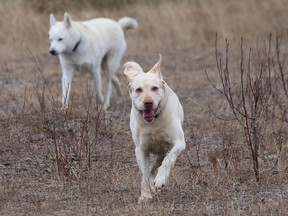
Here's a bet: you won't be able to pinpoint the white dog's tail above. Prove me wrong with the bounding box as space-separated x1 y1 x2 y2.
118 17 138 32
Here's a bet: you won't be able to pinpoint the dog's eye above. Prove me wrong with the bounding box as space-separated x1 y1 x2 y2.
58 38 63 41
151 86 159 91
135 88 143 93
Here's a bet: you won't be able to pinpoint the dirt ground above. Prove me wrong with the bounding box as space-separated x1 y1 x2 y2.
1 1 288 215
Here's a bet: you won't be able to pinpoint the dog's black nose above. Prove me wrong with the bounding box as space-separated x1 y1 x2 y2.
49 49 57 56
144 101 153 109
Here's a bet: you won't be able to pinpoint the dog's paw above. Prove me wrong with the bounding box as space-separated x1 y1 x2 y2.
102 102 110 111
61 105 68 112
150 184 156 194
153 172 167 189
138 194 153 204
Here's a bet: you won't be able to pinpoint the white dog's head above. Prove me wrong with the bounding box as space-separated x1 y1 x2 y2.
48 13 80 56
124 54 166 123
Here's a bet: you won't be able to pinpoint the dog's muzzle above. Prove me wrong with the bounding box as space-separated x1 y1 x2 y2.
139 102 160 123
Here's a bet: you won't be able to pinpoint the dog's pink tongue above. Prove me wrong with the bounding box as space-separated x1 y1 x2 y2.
142 110 155 122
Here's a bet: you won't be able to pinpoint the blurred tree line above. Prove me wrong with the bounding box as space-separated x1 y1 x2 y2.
27 0 170 12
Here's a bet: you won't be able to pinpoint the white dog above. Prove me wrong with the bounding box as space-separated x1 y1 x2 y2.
49 12 138 110
123 54 186 202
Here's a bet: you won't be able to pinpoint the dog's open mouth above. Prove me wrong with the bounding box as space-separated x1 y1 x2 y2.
139 108 158 122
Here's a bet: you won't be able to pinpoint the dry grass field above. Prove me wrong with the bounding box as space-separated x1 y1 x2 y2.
1 0 288 215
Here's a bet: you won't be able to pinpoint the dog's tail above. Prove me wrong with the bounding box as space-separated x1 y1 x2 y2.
118 17 138 32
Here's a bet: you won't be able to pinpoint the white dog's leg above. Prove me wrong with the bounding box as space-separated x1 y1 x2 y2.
102 74 122 109
135 147 153 202
154 139 186 189
111 40 125 98
112 75 123 97
92 65 104 107
61 66 75 109
102 53 123 109
103 79 112 110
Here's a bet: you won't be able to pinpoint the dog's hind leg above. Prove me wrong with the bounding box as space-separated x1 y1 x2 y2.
112 75 123 97
102 51 123 109
149 154 165 193
101 60 112 110
154 138 186 189
151 154 165 176
91 64 104 107
61 65 75 109
103 79 112 110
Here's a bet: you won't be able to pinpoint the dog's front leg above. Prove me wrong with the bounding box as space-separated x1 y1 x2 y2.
154 138 186 189
61 65 75 110
135 147 153 202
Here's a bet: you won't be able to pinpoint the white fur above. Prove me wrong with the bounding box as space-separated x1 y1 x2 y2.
49 12 138 110
123 55 186 202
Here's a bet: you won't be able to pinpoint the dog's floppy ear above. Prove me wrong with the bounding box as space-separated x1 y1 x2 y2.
50 14 56 27
149 54 163 80
63 12 72 28
123 61 144 82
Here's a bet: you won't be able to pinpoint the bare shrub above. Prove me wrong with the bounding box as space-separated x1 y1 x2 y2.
207 33 288 182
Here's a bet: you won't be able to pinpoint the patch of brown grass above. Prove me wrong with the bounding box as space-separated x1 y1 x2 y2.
1 0 288 215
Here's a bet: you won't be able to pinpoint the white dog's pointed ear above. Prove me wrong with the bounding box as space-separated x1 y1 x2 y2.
63 12 72 28
50 14 56 27
149 54 163 80
123 61 144 82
